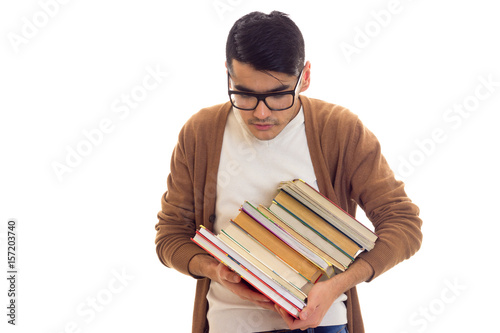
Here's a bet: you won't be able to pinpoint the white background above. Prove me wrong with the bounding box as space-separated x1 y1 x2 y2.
1 0 499 332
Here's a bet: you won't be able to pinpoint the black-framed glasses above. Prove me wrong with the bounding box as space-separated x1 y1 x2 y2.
227 69 304 111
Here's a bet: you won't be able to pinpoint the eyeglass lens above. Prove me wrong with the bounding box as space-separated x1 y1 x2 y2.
230 94 294 110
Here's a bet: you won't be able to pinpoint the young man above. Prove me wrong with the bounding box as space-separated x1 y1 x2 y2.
155 11 422 333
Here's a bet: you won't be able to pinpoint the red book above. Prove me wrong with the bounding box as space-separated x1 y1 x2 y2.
191 226 304 318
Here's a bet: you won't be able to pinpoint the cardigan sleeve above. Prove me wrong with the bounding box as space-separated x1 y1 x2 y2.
344 117 423 281
154 124 209 278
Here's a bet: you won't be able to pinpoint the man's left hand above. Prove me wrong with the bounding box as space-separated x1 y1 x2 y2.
275 276 342 330
276 259 374 330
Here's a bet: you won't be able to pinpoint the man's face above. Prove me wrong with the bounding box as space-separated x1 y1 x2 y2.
228 60 308 141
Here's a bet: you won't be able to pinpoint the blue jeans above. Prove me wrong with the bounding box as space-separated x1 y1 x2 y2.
255 324 348 333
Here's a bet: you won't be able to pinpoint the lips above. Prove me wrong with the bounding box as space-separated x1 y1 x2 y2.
249 119 277 131
254 123 274 131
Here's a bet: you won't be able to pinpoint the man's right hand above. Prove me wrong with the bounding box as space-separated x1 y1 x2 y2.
189 254 275 311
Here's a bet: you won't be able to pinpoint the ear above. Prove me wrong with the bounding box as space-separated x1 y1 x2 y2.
299 61 312 93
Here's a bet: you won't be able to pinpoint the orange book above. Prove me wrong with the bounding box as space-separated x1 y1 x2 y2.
279 179 377 251
258 204 348 272
232 210 323 283
274 190 361 258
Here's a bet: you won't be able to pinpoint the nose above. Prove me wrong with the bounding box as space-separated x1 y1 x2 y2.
253 100 272 120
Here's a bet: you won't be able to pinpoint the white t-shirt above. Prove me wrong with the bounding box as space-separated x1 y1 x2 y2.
206 107 347 333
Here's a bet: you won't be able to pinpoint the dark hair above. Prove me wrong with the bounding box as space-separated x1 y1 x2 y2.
226 11 305 76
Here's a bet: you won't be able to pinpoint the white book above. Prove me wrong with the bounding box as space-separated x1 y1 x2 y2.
193 227 305 314
221 221 312 296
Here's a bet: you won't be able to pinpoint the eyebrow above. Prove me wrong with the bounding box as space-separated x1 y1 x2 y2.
233 83 292 93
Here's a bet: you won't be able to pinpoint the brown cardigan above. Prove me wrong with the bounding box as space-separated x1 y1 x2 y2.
155 96 423 333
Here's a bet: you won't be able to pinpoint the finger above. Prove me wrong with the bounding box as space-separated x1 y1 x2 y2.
299 298 319 321
215 263 240 284
235 284 271 303
275 304 296 328
299 307 310 321
217 263 241 283
288 307 321 331
253 299 276 311
219 277 271 305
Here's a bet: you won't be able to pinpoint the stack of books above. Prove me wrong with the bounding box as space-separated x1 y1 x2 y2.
191 179 377 318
